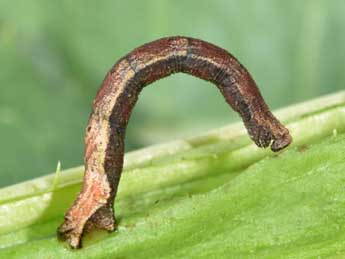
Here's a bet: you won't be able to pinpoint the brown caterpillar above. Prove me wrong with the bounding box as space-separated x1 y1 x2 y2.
57 36 292 248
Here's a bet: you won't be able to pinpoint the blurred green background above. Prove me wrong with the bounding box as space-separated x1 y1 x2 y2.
0 0 344 187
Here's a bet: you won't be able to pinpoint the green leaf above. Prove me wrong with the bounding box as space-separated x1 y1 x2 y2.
0 91 344 258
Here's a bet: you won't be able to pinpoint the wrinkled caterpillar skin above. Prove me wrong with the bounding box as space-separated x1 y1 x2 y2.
58 36 292 248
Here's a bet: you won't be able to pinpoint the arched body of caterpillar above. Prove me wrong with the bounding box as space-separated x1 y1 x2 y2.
58 36 292 248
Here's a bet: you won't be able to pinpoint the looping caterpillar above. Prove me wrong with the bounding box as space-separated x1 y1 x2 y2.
58 36 292 248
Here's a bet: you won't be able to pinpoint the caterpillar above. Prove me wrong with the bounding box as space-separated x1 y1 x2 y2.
58 36 292 248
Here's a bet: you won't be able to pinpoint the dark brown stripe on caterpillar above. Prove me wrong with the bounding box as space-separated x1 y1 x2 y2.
57 36 292 248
